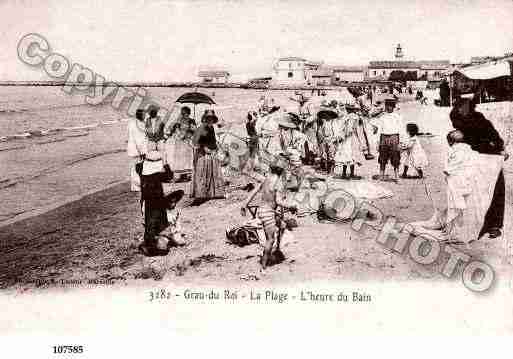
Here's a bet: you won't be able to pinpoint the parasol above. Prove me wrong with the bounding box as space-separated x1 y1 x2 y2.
176 92 216 105
175 92 216 120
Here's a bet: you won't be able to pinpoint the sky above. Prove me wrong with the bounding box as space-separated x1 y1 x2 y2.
1 0 512 82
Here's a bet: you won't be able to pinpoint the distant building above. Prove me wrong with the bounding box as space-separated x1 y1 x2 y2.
332 65 366 83
272 57 309 85
367 44 450 81
310 68 332 86
198 70 230 84
245 76 272 88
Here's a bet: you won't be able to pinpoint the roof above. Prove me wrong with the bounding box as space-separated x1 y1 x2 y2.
369 60 450 70
369 61 418 69
198 70 230 78
417 60 450 69
248 77 272 81
311 69 333 77
331 65 366 72
454 59 512 80
278 57 307 62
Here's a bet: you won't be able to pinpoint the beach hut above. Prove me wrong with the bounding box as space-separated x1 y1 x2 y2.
449 58 513 103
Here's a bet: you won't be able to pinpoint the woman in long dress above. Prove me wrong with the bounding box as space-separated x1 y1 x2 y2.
449 97 508 238
127 108 147 191
165 106 196 179
191 110 225 202
139 106 172 256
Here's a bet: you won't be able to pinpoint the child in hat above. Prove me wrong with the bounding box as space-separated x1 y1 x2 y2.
371 97 404 182
400 123 428 178
241 154 297 271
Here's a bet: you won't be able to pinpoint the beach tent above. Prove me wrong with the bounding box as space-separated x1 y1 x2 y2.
450 59 513 103
454 60 512 80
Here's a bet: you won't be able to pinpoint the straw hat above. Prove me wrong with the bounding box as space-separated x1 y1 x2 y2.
345 103 360 112
317 106 338 120
268 105 281 114
277 113 300 129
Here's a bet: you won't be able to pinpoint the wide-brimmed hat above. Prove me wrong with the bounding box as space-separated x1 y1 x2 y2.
277 113 300 129
268 105 281 114
345 104 360 112
317 106 338 120
201 109 218 123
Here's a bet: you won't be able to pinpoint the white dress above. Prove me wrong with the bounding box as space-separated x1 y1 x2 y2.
335 114 365 165
402 136 428 169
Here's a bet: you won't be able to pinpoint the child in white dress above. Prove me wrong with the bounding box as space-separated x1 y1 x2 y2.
334 108 365 179
401 123 428 178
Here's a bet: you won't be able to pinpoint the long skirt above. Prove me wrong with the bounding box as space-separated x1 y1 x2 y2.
165 138 194 173
191 152 226 200
480 169 505 235
141 173 168 247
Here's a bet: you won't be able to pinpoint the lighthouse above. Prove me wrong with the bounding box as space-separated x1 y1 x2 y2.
395 44 404 59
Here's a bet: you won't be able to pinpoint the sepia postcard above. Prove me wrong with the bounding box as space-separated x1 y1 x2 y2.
1 0 513 356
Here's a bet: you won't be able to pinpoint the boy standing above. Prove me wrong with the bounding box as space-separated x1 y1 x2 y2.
241 155 297 271
372 97 404 182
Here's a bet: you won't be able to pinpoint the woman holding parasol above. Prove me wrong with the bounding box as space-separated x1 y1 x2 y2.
191 109 226 203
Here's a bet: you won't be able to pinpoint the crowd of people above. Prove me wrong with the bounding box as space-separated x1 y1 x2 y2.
126 88 508 268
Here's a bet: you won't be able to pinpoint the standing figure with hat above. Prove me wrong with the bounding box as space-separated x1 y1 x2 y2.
334 105 365 179
127 108 147 191
241 154 298 271
316 106 340 174
164 105 197 181
138 105 174 256
275 113 306 191
191 109 226 203
370 97 405 182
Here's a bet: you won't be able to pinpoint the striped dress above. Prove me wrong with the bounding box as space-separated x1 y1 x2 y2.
191 124 225 200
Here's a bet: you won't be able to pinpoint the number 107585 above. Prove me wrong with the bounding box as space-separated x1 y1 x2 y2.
53 346 84 354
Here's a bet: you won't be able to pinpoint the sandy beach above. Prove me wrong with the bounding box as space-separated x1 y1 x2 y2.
1 97 512 292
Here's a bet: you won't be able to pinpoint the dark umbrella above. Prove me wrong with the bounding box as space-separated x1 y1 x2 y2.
176 92 216 120
176 92 216 105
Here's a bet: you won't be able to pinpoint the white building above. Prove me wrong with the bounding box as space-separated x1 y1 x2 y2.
311 69 332 86
366 44 450 81
332 66 366 83
272 57 318 86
